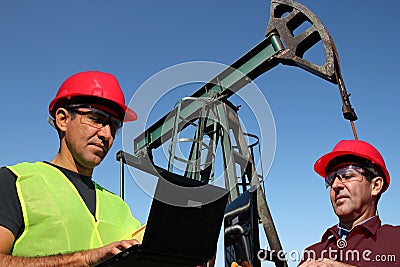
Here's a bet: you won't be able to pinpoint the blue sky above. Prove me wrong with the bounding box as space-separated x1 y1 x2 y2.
1 1 399 266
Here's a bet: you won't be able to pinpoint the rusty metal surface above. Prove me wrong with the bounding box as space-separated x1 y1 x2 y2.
266 0 337 83
266 0 358 127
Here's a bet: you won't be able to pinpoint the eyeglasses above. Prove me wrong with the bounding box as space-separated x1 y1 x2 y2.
325 165 368 188
66 105 122 136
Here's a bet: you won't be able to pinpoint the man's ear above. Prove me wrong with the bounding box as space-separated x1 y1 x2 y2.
371 176 384 196
54 108 69 132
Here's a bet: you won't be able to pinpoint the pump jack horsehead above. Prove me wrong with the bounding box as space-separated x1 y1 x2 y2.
116 0 358 266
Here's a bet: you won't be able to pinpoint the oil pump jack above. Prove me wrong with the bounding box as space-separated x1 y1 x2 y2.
116 0 358 266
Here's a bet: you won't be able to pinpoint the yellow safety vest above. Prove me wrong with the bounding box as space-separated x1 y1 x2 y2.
8 162 141 257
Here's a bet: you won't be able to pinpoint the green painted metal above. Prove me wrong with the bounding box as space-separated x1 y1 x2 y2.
134 33 284 154
217 103 240 201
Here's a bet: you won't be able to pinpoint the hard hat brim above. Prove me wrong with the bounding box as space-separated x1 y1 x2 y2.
124 105 138 122
49 94 138 122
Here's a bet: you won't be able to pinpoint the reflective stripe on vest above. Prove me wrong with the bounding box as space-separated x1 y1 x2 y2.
8 162 141 257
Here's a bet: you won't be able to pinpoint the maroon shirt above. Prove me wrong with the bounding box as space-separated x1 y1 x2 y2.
300 217 400 266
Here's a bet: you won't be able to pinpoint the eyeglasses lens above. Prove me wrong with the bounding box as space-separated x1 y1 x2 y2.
325 165 365 188
68 106 122 135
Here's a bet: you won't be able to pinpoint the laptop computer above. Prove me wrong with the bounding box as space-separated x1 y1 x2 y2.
96 175 229 267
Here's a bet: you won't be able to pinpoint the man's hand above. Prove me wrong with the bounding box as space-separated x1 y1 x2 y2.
0 230 140 267
81 239 140 266
299 258 355 267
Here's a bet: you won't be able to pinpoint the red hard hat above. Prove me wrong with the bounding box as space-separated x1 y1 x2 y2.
49 71 137 122
314 140 390 188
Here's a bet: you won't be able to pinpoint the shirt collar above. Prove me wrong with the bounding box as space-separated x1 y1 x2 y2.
338 226 350 239
321 216 381 242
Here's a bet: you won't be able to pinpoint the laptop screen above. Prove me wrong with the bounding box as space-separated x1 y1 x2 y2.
140 176 229 262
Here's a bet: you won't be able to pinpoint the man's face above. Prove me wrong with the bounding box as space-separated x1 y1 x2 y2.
63 106 120 170
328 164 375 223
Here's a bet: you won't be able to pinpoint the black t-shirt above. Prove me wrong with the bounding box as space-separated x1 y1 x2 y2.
0 162 96 238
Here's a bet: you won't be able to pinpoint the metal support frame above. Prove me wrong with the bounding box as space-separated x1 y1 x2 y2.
117 0 359 266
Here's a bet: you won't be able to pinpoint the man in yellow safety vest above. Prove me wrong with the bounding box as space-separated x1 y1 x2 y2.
0 71 143 266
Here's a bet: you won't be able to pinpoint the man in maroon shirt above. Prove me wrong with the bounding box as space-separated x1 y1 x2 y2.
299 140 400 267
